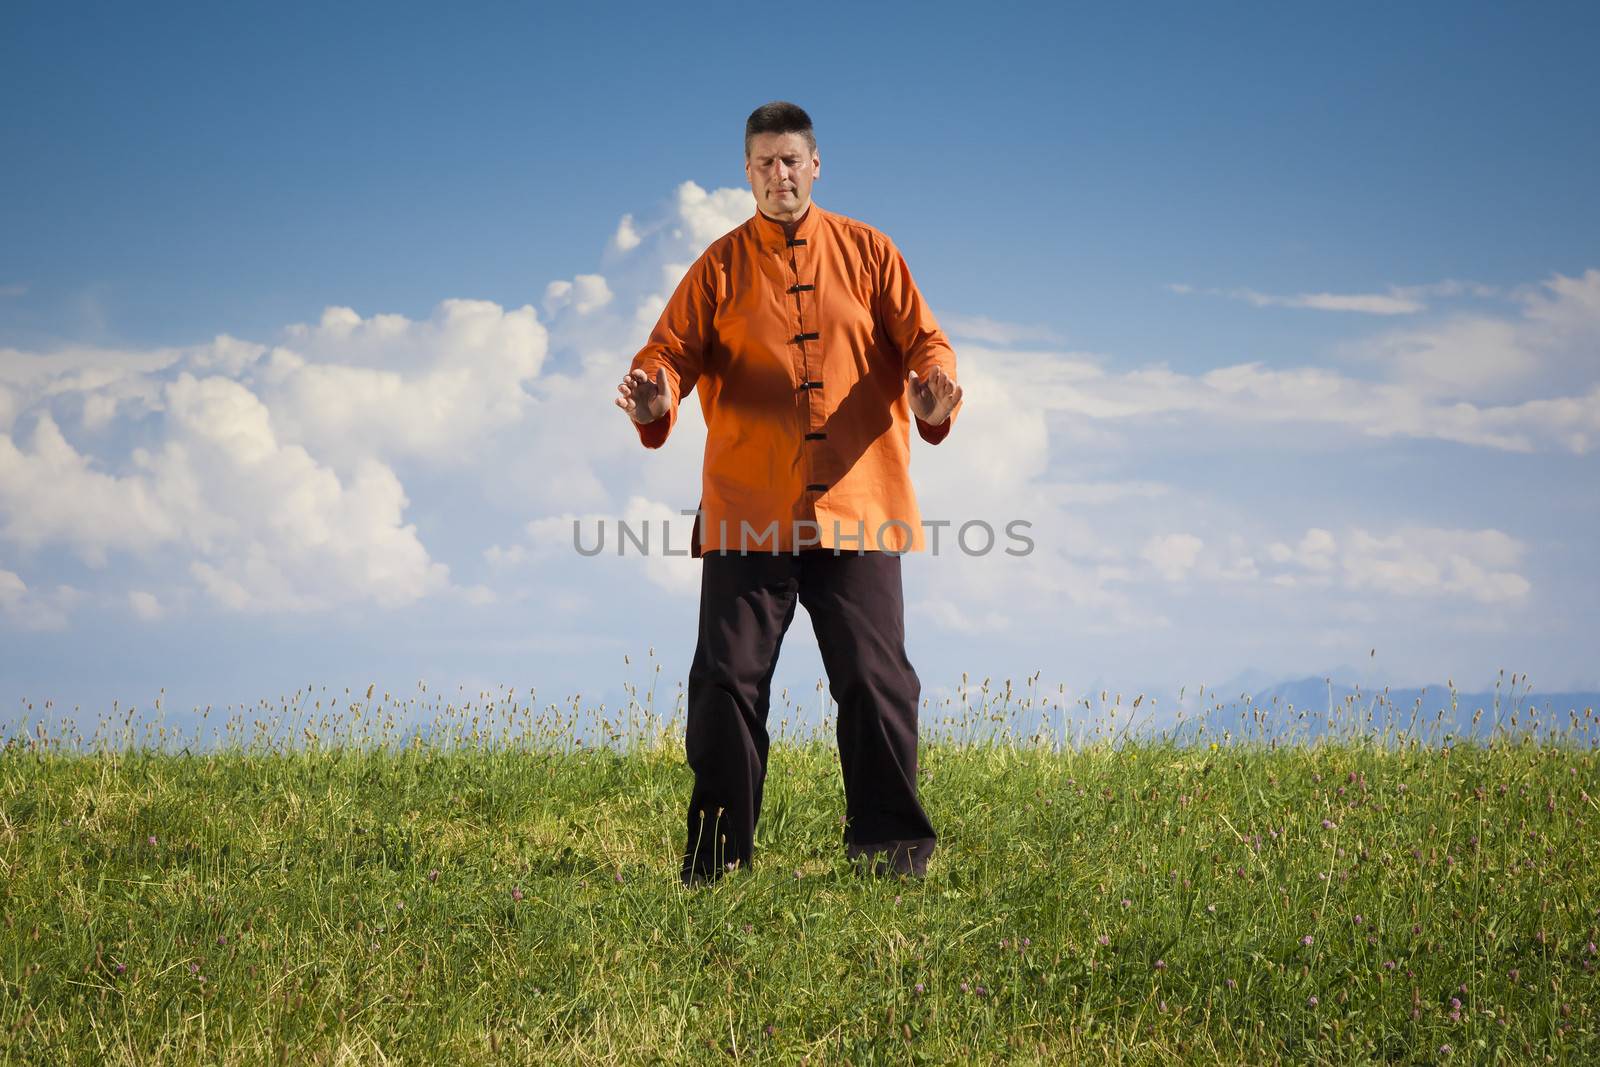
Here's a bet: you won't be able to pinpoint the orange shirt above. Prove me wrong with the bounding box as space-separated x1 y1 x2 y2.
628 201 961 556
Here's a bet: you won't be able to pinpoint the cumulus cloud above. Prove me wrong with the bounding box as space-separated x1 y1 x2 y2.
259 299 547 468
0 412 181 565
1348 315 1534 396
941 314 1063 346
1100 522 1527 604
517 497 697 590
672 181 757 246
0 287 570 618
960 331 1600 456
611 214 642 253
0 372 450 612
0 567 85 631
128 589 163 621
1267 528 1338 573
1169 278 1500 315
544 274 614 317
162 373 449 612
1141 533 1204 582
1169 282 1423 315
917 597 1011 633
1339 527 1530 603
1334 268 1600 403
1266 525 1530 603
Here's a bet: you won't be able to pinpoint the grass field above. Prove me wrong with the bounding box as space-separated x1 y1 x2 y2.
2 672 1596 1064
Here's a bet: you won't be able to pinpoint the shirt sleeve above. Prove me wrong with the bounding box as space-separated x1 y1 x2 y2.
874 234 962 445
627 254 712 449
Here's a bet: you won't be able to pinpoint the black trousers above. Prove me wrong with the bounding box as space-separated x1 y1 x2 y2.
681 548 937 884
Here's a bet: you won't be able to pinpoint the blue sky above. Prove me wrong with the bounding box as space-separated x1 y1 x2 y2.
3 2 1597 734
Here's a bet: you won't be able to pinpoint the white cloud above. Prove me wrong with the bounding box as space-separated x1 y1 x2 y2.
484 542 526 568
941 314 1063 346
918 597 1011 633
1100 523 1529 605
1351 316 1534 396
455 584 496 607
914 348 1050 510
164 371 451 612
1036 481 1172 505
1171 283 1424 315
1141 533 1204 582
1170 278 1501 315
1390 279 1503 301
1340 527 1530 603
612 213 642 252
1266 526 1530 603
0 340 188 429
128 589 163 620
1267 528 1337 572
0 567 85 631
0 412 181 565
672 181 755 246
1277 291 1424 315
544 274 614 317
516 496 697 596
1336 268 1600 403
258 299 548 469
526 509 618 560
1519 267 1600 338
0 373 451 612
961 336 1600 455
621 495 699 596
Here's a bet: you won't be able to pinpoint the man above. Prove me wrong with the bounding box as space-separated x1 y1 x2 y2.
614 101 963 886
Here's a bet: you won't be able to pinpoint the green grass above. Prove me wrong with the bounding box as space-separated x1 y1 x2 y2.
1 677 1597 1065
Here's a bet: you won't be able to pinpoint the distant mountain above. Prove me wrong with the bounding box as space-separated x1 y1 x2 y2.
1174 672 1599 746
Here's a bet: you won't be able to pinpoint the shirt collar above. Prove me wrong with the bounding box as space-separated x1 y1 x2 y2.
751 201 823 252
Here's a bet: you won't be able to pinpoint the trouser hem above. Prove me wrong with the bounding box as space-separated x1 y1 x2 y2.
846 837 935 878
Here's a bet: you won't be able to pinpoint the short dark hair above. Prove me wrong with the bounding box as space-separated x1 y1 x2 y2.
744 101 816 158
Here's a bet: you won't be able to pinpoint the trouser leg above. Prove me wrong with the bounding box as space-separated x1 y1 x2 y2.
798 548 937 877
682 550 798 884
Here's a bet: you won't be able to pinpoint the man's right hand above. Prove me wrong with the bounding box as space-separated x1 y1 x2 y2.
615 366 672 424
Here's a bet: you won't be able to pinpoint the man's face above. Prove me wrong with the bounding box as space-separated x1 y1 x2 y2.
745 130 820 222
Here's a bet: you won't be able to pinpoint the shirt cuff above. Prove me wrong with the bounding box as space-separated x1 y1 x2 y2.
915 411 953 445
635 409 672 449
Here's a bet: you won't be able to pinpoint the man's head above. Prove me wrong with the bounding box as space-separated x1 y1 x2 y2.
744 101 819 224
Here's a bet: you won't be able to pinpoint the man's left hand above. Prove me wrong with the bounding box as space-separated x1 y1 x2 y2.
907 366 962 425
